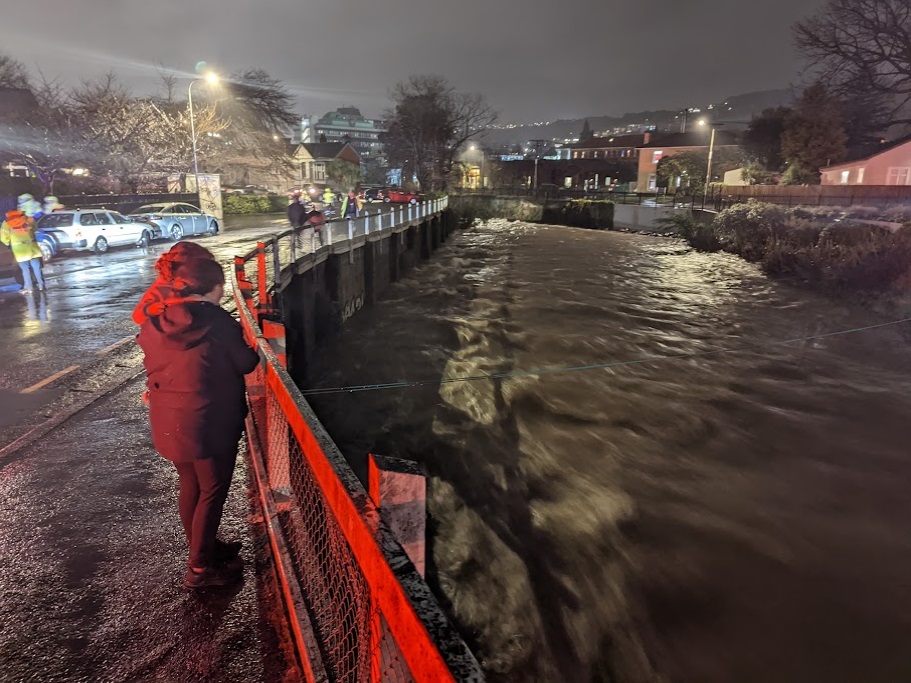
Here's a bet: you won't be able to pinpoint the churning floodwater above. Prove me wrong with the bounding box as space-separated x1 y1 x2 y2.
305 219 911 683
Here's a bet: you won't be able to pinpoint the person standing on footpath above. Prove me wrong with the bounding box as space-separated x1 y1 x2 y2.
341 190 361 219
137 258 259 589
288 193 306 229
0 209 44 293
304 202 326 246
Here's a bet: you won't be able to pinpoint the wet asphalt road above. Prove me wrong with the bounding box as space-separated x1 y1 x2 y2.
0 213 308 682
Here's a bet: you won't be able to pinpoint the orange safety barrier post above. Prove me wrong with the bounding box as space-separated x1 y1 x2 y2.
368 454 426 578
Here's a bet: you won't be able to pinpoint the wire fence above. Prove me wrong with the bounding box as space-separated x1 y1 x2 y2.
234 198 481 683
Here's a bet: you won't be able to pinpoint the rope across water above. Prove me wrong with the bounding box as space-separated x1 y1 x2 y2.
298 317 911 397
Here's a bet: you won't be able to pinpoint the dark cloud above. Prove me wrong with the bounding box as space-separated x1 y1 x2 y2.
3 0 825 121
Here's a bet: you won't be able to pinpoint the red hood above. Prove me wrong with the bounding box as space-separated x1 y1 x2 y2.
5 211 25 229
144 298 218 351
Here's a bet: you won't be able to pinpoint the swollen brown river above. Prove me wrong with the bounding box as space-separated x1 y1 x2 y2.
306 220 911 683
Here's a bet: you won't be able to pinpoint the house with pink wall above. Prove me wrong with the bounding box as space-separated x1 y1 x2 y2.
821 136 911 186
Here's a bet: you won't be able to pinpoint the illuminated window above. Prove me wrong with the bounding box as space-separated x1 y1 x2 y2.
840 170 850 184
886 167 911 185
857 167 865 183
652 150 663 165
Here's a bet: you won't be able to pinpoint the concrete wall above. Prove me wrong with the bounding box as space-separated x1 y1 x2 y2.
280 210 456 384
448 195 544 222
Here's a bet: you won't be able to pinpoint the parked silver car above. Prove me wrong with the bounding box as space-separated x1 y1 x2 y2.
129 202 219 241
37 209 155 254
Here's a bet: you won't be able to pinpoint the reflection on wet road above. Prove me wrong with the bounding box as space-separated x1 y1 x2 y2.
0 216 288 396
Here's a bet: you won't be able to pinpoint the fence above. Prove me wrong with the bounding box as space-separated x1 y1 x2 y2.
717 184 911 209
232 198 483 683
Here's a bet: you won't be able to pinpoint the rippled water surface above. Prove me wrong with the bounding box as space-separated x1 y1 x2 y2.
305 220 911 683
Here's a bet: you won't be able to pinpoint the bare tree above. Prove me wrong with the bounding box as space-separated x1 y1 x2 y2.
0 53 30 89
384 75 497 191
794 0 911 125
155 65 179 105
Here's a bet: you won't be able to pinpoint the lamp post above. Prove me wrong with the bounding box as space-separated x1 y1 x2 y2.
188 71 219 196
699 119 723 209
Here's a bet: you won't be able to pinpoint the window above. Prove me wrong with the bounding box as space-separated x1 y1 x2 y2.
840 170 850 184
94 212 112 225
80 213 99 226
314 163 326 181
111 212 129 224
38 213 74 228
887 167 911 185
857 167 865 184
651 150 664 165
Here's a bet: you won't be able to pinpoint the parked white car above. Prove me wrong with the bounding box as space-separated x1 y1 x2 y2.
129 202 219 241
37 209 155 254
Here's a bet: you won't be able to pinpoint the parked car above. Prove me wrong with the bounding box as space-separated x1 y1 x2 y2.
35 230 58 263
0 242 23 290
384 189 421 204
129 202 219 241
36 209 155 254
360 187 388 203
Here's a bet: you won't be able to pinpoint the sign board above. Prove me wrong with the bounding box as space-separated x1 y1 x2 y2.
170 173 223 220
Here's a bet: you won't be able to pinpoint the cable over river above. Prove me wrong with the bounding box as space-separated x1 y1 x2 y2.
305 219 911 683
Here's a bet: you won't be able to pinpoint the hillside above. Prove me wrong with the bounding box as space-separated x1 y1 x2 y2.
484 88 794 147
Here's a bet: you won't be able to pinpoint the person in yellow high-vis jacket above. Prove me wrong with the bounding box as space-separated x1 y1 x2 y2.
0 210 44 292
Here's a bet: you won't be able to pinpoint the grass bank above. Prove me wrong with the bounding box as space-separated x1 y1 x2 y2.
662 200 911 299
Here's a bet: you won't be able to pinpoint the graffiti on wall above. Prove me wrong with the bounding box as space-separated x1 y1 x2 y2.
341 293 365 322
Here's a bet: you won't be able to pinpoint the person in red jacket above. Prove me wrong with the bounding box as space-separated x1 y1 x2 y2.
132 241 215 325
137 258 260 589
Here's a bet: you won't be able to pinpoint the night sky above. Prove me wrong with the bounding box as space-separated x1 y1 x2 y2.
4 0 825 122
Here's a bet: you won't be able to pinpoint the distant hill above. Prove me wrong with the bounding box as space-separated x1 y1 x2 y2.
484 88 794 147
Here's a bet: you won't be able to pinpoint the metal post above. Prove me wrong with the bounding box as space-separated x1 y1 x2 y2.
327 222 332 245
348 219 354 242
408 204 413 222
272 236 281 287
702 126 717 210
365 211 370 235
187 80 201 201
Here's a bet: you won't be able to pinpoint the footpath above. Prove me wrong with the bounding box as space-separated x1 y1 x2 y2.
0 354 299 682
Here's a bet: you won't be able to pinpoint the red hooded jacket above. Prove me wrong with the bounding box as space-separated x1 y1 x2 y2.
137 298 259 462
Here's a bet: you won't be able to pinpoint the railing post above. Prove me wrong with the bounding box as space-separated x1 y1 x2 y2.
272 235 281 288
408 204 413 222
348 219 354 242
256 241 268 306
327 222 333 245
365 211 370 235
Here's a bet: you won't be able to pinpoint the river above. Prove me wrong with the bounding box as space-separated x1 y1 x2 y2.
305 219 911 683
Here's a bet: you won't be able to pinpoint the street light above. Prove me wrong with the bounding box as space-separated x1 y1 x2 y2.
188 71 219 197
700 120 723 209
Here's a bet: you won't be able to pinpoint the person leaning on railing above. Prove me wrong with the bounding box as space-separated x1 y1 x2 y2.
137 258 260 590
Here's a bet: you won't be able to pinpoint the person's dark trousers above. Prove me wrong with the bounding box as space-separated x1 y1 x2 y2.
174 456 237 568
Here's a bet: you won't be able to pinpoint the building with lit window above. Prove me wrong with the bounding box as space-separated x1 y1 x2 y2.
636 131 739 191
313 107 386 162
820 136 911 186
570 134 645 162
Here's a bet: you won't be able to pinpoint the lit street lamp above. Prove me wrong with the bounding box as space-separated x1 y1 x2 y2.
188 71 219 197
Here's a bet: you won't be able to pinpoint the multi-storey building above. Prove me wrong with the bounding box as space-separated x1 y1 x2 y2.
313 107 386 162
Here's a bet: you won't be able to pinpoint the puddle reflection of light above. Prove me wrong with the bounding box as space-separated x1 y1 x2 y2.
20 293 51 336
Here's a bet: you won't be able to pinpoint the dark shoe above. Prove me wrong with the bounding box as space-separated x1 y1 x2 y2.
213 539 242 562
183 563 242 590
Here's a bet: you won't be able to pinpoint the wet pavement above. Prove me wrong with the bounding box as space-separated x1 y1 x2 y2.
0 213 311 682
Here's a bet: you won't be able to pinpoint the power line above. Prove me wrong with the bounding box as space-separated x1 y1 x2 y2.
298 317 911 397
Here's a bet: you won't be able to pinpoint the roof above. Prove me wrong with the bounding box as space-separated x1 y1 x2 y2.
820 134 911 171
297 142 358 159
639 130 739 148
570 134 646 150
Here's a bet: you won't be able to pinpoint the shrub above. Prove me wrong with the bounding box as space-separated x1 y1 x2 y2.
559 199 614 229
222 193 288 215
657 212 720 251
713 200 788 259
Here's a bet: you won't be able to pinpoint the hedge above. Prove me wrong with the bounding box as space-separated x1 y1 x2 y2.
222 193 288 215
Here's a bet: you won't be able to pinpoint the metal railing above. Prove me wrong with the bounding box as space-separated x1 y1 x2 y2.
241 198 449 309
232 198 483 683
